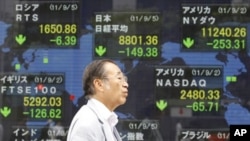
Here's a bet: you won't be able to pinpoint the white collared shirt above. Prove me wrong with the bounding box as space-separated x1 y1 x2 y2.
90 98 118 131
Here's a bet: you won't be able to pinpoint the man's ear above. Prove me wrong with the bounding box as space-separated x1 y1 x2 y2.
93 79 104 91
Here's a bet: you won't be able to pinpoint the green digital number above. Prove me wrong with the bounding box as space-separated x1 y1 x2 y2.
125 47 158 58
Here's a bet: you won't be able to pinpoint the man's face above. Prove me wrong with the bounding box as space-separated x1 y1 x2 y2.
102 62 129 110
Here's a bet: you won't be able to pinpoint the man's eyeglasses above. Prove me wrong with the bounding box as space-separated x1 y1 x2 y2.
102 74 128 82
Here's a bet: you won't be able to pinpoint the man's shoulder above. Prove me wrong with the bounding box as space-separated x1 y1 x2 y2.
76 105 95 117
71 105 100 125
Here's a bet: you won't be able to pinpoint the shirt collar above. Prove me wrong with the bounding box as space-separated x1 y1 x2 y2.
90 98 118 127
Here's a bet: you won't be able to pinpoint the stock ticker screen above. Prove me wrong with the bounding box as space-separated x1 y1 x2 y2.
0 0 250 141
